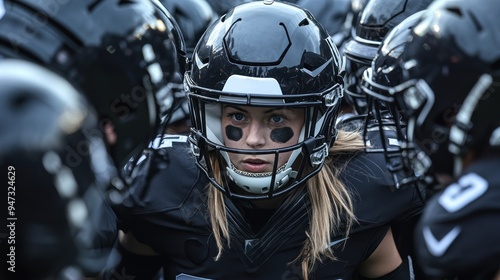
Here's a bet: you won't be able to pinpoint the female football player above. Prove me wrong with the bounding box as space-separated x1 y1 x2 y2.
111 1 422 279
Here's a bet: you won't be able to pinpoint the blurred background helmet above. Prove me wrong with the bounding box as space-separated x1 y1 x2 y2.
296 0 353 47
392 0 500 177
343 0 435 114
359 11 426 187
0 59 116 279
0 0 182 170
158 0 217 58
204 0 253 15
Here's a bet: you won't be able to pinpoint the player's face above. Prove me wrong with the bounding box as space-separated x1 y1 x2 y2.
221 105 305 173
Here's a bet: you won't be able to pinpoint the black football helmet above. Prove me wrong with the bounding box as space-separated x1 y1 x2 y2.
205 0 253 15
0 59 116 279
151 0 192 130
392 0 500 178
158 0 217 58
359 11 426 187
0 0 180 170
296 0 353 47
349 0 370 39
154 0 217 130
343 0 435 114
185 0 345 200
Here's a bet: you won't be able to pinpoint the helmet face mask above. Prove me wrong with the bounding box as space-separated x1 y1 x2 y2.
351 10 433 188
187 74 341 199
185 1 344 200
344 58 369 114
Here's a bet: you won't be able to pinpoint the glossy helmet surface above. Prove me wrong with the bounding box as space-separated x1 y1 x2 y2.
185 1 344 200
359 11 425 187
0 0 180 170
159 0 217 57
343 0 434 114
296 0 353 46
152 0 192 128
348 0 370 41
0 59 115 278
394 0 500 177
204 0 253 15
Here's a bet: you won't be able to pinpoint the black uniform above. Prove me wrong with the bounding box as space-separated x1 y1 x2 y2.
414 157 500 279
113 132 423 280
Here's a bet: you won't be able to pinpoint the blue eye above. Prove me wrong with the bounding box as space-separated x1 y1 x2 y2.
231 113 245 121
271 115 284 123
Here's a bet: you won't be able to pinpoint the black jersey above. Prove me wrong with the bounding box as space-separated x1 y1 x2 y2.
414 157 500 279
114 133 423 280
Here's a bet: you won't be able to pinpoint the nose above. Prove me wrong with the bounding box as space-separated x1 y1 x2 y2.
245 121 266 148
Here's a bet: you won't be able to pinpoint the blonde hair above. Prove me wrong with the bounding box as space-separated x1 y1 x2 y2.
208 129 364 279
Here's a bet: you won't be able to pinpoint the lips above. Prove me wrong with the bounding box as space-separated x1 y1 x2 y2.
240 159 269 173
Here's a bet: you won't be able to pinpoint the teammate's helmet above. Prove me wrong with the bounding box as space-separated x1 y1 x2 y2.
359 11 425 186
158 0 217 58
0 59 115 279
0 0 180 169
204 0 253 15
349 0 370 38
296 0 353 46
185 1 345 200
393 0 500 176
343 0 434 114
151 0 191 128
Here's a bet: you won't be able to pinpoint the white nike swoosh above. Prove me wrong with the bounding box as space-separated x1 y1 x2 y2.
422 226 461 257
301 58 332 77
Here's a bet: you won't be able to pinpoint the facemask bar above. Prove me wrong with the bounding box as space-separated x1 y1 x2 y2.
189 129 329 200
449 74 493 176
360 67 419 189
344 54 371 114
390 78 437 185
186 73 340 199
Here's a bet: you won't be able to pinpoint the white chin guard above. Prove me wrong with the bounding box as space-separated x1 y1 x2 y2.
226 164 296 194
